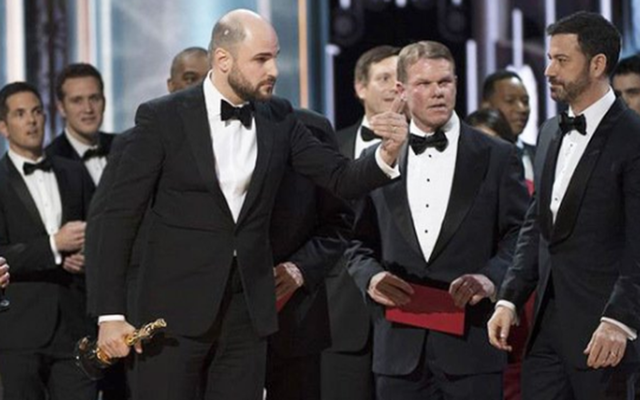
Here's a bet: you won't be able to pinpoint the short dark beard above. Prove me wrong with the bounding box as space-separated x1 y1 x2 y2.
228 65 275 102
550 63 591 104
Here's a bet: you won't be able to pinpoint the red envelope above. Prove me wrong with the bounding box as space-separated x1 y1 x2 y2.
276 291 294 312
385 283 465 336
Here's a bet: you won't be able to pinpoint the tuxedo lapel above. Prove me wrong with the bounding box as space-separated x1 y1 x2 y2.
59 134 81 160
179 87 234 223
1 156 46 230
551 100 623 243
538 123 563 241
429 127 489 262
51 160 72 224
338 122 359 159
382 143 424 259
236 102 274 227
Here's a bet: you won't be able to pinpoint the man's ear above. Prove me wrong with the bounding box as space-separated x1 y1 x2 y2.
355 81 367 102
55 100 67 119
0 121 9 139
590 54 607 79
214 48 232 74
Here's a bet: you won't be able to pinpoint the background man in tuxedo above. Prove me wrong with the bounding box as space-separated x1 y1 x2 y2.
91 9 406 400
322 45 400 400
46 63 115 188
167 46 210 93
265 109 353 400
488 11 640 400
348 41 528 399
338 45 400 160
612 55 640 116
0 82 95 400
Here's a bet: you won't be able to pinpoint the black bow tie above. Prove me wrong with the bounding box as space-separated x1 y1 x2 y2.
221 100 253 128
23 158 52 175
82 146 107 161
559 112 587 135
360 126 382 142
409 130 448 155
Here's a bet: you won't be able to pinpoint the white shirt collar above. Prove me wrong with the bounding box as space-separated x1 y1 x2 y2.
65 129 98 157
8 150 46 175
203 71 249 120
568 88 616 137
409 111 460 139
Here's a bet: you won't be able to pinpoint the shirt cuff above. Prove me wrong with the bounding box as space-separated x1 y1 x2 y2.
601 317 637 341
49 234 62 265
98 315 126 324
374 146 400 179
495 300 519 325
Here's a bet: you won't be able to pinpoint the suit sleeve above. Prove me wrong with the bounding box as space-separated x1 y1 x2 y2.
479 146 530 289
286 120 354 292
602 144 640 330
288 119 391 200
345 192 385 302
90 103 166 316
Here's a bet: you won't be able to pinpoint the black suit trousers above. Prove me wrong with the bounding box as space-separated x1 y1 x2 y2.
0 316 96 400
129 266 266 400
523 299 638 400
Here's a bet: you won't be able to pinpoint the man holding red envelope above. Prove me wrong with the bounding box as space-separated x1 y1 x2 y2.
347 41 529 399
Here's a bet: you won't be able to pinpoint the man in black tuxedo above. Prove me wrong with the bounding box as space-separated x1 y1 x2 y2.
91 9 406 400
265 108 353 400
337 45 400 160
45 62 125 400
46 63 115 188
348 41 529 399
0 82 95 400
167 47 210 93
322 45 400 400
488 12 640 400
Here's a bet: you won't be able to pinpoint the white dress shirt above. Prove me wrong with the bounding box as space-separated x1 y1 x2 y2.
407 113 460 262
498 89 636 339
203 74 257 223
65 130 107 185
8 150 62 264
354 117 382 159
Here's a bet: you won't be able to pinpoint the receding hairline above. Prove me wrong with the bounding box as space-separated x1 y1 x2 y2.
170 47 209 77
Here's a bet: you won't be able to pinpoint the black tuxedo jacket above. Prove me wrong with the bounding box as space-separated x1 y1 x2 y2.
322 120 373 353
349 124 529 376
337 121 360 160
0 154 93 350
91 85 391 338
499 98 640 368
46 131 116 187
268 109 353 358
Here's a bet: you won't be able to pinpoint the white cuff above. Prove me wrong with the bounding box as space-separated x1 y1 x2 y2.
495 300 520 325
98 315 126 324
374 146 400 179
49 234 62 265
601 317 637 341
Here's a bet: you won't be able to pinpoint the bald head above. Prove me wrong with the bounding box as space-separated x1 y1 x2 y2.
167 47 210 93
209 9 274 58
209 9 279 104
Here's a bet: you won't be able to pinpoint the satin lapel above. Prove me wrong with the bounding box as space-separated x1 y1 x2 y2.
382 142 424 259
551 100 623 243
538 124 563 241
178 88 234 222
51 160 71 224
429 127 489 262
1 156 46 230
236 102 274 227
